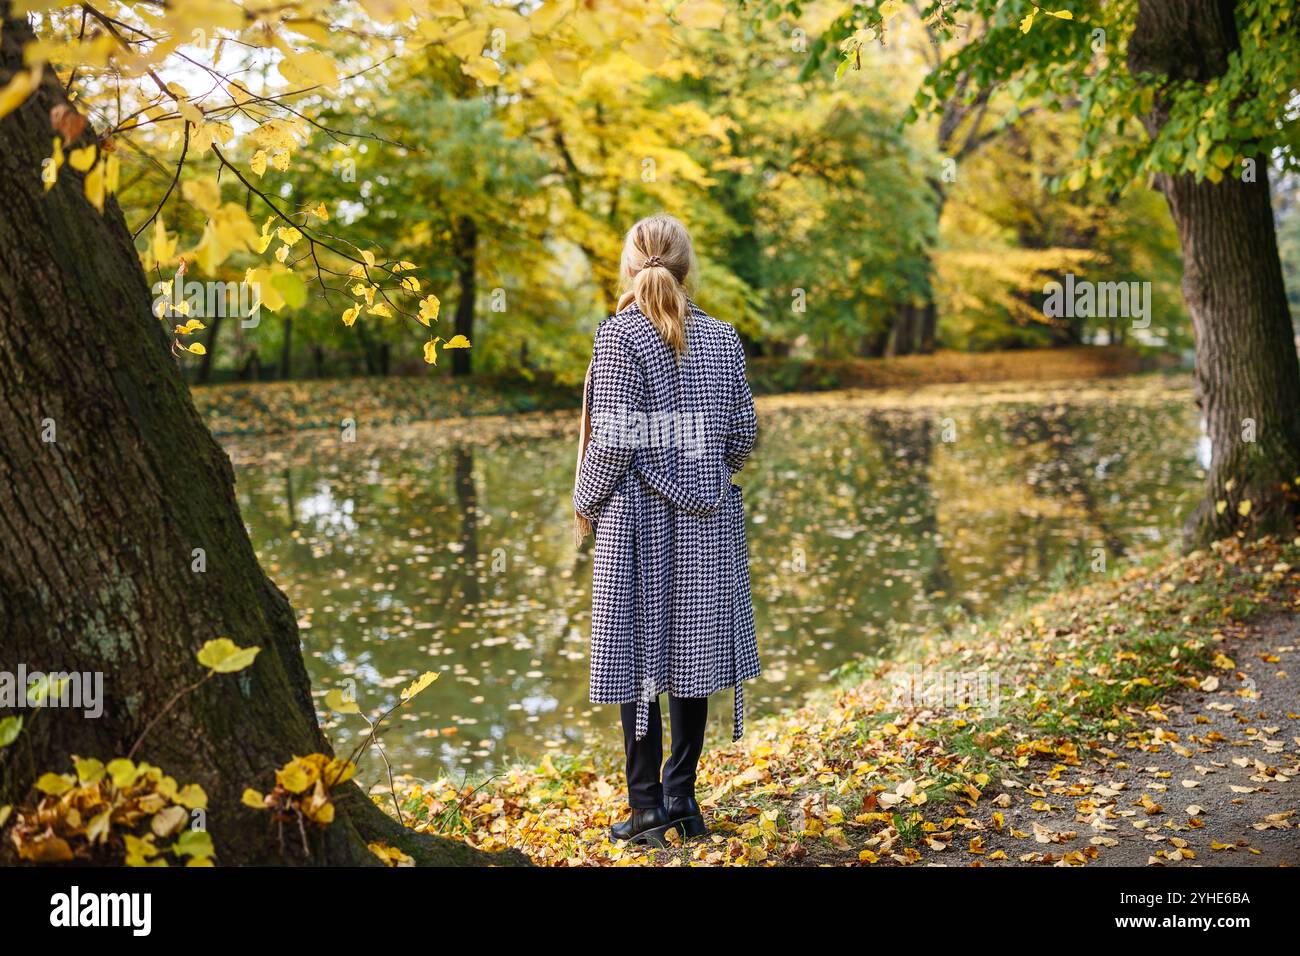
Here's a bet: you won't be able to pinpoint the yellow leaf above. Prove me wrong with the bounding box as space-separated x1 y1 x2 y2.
35 772 74 796
277 49 340 89
196 637 261 673
0 65 41 120
174 784 208 810
83 160 105 212
276 758 316 794
341 304 360 327
461 56 501 86
43 136 64 192
86 809 111 846
153 214 177 267
176 99 203 126
423 339 439 365
250 149 267 177
445 23 489 59
323 758 356 787
675 0 726 30
106 758 138 788
1048 9 1074 19
241 788 267 809
442 334 471 348
324 688 360 714
401 671 439 701
367 302 394 318
417 294 440 326
1019 10 1036 33
186 342 207 355
181 175 222 215
1237 499 1252 516
74 757 105 785
70 146 99 174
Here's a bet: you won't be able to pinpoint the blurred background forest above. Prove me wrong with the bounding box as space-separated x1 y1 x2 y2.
105 6 1300 394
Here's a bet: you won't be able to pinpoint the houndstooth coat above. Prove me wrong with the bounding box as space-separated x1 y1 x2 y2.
574 299 760 742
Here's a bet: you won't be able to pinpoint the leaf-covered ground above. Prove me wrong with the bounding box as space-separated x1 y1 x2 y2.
391 536 1298 866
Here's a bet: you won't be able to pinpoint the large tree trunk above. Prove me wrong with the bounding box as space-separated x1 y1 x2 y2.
1130 0 1300 547
452 214 476 378
0 11 521 866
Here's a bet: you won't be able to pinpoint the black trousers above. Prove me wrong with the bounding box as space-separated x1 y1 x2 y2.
620 695 708 808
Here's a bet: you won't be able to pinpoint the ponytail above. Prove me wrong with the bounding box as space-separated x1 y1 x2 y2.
633 263 688 355
618 214 696 358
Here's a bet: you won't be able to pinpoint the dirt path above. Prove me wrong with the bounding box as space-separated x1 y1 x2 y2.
976 614 1299 866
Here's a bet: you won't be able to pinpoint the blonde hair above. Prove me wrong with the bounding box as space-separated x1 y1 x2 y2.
618 214 696 356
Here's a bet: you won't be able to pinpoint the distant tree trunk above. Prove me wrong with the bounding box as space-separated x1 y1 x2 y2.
1130 0 1300 547
885 303 924 358
452 214 476 378
312 344 325 378
0 11 521 866
239 347 261 381
280 316 293 380
354 322 378 375
196 312 223 384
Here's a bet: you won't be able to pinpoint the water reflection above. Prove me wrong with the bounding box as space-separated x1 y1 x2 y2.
232 382 1202 780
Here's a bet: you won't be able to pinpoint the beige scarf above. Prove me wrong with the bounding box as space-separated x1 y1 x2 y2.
574 292 637 548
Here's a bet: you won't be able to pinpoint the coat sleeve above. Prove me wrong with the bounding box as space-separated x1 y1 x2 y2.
724 330 757 474
573 322 643 521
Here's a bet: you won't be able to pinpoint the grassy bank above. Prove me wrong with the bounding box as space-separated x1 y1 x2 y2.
389 535 1298 866
194 345 1169 438
748 345 1173 394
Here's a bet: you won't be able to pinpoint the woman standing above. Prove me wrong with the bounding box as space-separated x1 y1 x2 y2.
573 213 759 846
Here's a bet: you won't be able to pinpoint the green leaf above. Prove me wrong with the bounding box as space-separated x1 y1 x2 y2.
271 271 308 310
174 828 215 860
0 715 23 748
74 756 105 785
106 758 139 788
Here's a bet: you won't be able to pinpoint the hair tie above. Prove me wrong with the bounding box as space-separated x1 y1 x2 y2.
643 255 663 269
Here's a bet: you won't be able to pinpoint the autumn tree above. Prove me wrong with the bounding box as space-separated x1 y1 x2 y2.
821 0 1300 545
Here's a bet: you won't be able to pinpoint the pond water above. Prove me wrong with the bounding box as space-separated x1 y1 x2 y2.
229 376 1203 783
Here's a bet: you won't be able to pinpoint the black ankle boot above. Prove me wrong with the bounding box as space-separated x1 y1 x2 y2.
664 795 709 839
610 805 672 846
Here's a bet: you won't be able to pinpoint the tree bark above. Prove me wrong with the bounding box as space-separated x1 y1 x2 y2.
0 11 523 866
452 214 476 378
1130 0 1300 547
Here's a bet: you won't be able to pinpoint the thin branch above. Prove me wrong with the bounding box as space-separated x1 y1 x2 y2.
132 119 188 238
